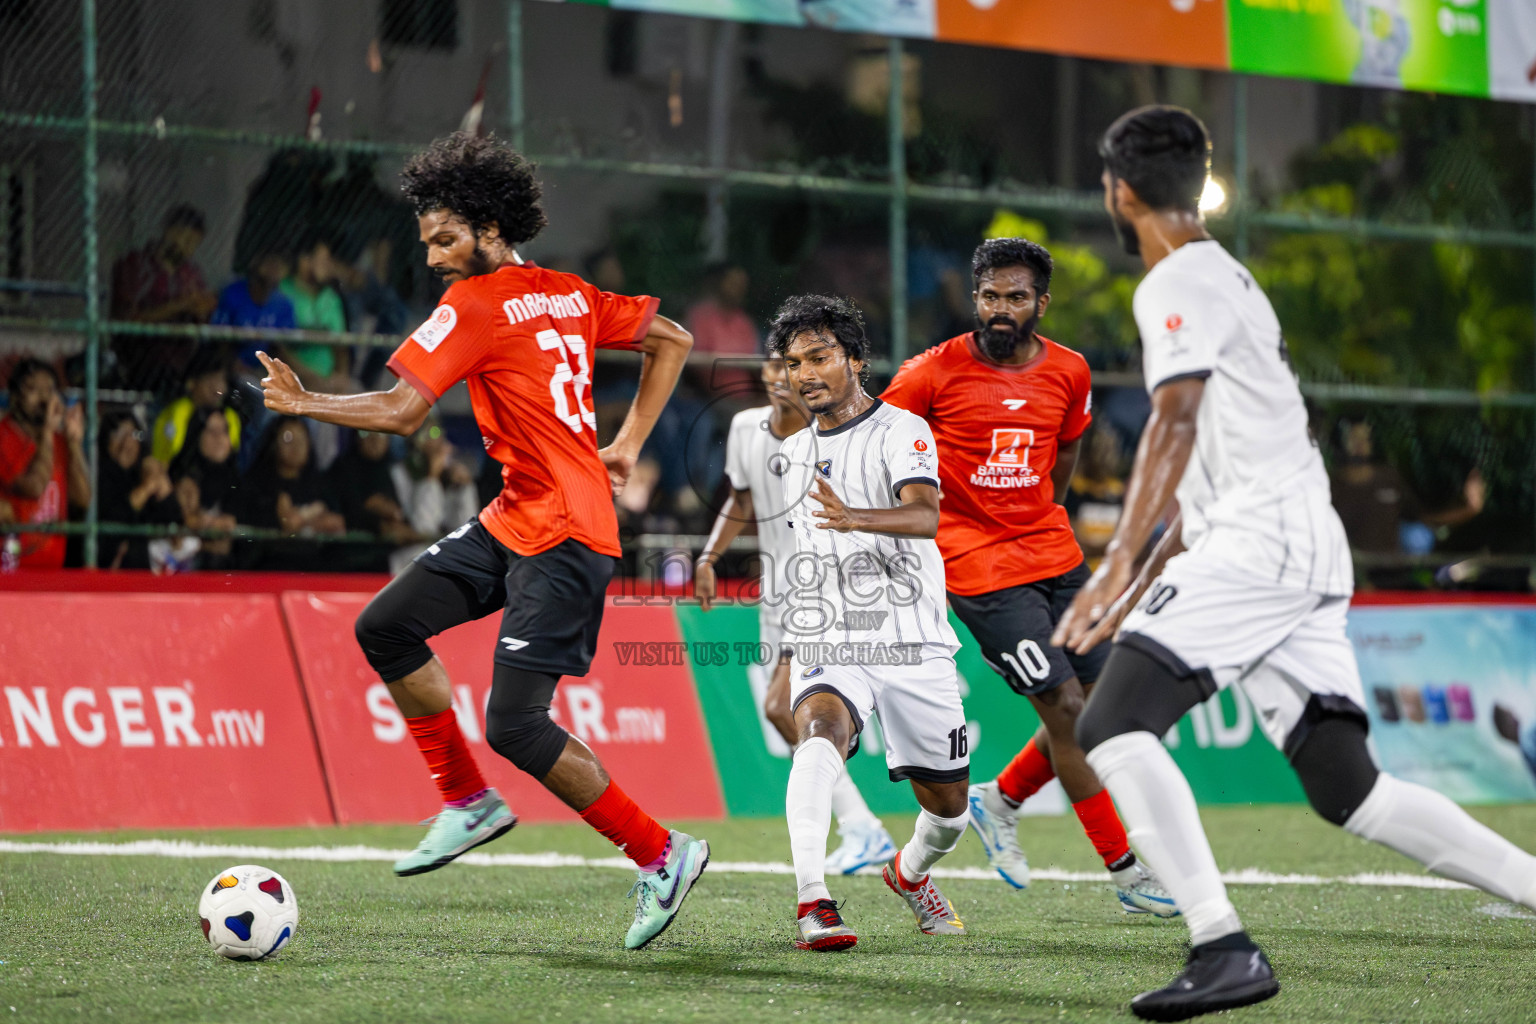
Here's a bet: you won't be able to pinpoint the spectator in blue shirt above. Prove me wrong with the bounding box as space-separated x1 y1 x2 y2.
214 249 297 346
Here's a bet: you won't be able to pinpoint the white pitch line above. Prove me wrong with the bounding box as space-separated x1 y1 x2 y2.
0 839 1473 891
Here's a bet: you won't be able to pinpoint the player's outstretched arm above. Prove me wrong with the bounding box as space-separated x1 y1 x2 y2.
599 315 693 496
1053 378 1203 650
810 478 939 539
257 351 431 436
695 487 754 612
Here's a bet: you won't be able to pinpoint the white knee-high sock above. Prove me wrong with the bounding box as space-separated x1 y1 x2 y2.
1087 731 1243 946
1345 773 1536 907
898 809 968 883
787 736 844 903
830 767 880 830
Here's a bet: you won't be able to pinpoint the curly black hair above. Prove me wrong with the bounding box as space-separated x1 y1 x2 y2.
765 294 871 385
400 132 547 245
1099 105 1211 213
971 237 1053 294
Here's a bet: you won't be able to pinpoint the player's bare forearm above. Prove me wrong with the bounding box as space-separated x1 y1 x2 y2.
1052 436 1081 505
821 482 939 539
1101 379 1202 575
701 488 753 563
66 439 91 508
258 352 430 436
610 316 693 458
11 436 56 500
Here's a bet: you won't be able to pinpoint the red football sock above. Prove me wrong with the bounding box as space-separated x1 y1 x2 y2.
996 738 1056 806
406 708 488 804
580 780 670 868
1073 788 1132 868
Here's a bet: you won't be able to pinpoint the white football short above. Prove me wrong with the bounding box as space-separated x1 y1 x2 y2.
1117 550 1365 753
789 652 969 783
758 605 792 661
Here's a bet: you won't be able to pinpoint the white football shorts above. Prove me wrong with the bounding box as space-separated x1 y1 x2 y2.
1117 550 1365 753
789 652 969 783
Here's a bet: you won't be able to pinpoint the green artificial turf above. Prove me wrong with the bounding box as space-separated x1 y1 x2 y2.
3 805 1534 1023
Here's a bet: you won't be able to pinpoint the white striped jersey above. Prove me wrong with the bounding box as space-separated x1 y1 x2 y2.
723 406 798 605
1134 239 1352 596
778 399 960 655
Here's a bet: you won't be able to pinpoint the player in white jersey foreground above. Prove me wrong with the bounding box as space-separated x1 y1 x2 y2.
1054 105 1536 1022
695 358 897 873
769 295 970 951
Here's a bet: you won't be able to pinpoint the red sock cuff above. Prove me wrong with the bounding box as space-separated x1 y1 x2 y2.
406 707 487 804
996 738 1056 805
1072 789 1131 867
580 780 670 868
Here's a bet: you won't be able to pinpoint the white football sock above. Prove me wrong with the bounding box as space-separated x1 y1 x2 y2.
787 736 843 903
1087 731 1243 946
829 767 880 831
1345 773 1536 907
898 809 969 883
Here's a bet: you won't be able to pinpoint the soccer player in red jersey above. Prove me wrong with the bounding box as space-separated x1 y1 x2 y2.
257 133 708 949
881 238 1175 916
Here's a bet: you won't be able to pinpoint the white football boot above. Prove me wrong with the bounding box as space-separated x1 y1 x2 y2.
967 781 1030 889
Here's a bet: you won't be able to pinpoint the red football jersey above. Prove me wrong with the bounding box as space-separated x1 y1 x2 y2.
881 333 1092 596
388 262 659 558
0 416 69 569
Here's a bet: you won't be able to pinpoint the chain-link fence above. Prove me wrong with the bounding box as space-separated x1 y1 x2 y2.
1 0 1533 586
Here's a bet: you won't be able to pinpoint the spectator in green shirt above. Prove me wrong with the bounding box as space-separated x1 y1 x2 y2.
278 234 350 384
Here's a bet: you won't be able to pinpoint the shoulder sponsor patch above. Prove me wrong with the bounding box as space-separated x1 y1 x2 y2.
411 304 457 353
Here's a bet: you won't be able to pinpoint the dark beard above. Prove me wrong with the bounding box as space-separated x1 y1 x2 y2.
1109 184 1141 257
435 245 499 281
976 313 1040 361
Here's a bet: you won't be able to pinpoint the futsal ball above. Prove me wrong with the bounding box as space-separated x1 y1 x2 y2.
197 865 299 961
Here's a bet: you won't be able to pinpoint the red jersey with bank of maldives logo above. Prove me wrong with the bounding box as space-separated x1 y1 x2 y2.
881 333 1092 596
387 262 659 558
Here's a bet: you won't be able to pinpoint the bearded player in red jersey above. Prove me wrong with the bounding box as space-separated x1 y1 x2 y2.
881 238 1175 916
258 133 708 949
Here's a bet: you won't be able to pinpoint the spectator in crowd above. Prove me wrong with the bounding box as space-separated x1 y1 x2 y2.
396 426 478 539
330 429 415 545
0 359 91 570
338 235 412 388
278 235 351 385
150 347 242 466
686 263 759 358
214 248 297 331
239 415 345 538
97 410 182 569
170 407 244 567
110 204 219 389
111 204 217 325
1330 419 1486 555
1064 424 1127 567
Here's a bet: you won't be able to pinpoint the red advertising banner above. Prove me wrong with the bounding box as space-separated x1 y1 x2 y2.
281 592 726 825
0 593 334 832
936 0 1229 71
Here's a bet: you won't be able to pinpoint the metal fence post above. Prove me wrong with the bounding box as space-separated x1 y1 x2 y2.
82 0 100 569
508 0 525 153
888 37 908 366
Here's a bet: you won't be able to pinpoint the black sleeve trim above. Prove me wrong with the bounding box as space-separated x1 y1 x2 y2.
1151 369 1213 390
892 476 940 500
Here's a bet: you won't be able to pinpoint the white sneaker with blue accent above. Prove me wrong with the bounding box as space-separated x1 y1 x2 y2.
825 819 898 875
967 781 1029 889
1114 861 1180 918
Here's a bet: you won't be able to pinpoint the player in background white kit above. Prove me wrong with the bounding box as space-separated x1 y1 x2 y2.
694 357 897 872
768 295 970 952
1054 106 1536 1022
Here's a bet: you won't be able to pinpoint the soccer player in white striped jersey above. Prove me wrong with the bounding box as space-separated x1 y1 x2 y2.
769 294 970 952
695 358 897 873
1054 105 1536 1022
